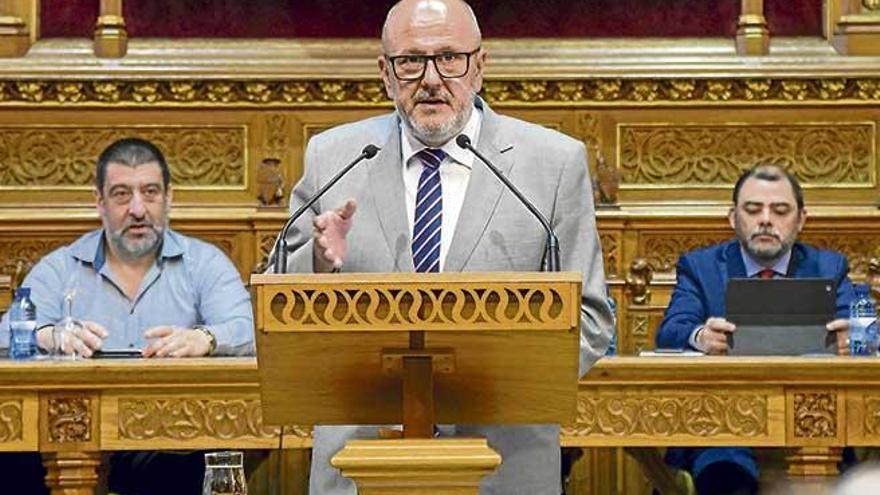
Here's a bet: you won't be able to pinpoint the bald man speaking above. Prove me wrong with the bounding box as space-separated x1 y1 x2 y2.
276 1 613 493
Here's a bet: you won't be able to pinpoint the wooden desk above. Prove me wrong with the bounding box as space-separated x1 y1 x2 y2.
3 356 880 493
567 356 880 478
0 357 306 494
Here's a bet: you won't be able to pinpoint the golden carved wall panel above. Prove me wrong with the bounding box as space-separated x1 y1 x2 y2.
799 233 880 281
0 399 22 442
565 391 770 438
0 126 246 188
639 233 731 275
618 123 875 187
0 238 74 278
792 392 839 439
117 398 277 440
47 397 92 444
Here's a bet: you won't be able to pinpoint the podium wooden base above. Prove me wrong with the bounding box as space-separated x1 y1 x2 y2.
331 438 501 495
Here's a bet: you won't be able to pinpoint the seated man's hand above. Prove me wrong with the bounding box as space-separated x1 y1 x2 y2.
697 317 736 355
143 326 212 358
827 318 849 356
312 199 357 273
37 320 108 358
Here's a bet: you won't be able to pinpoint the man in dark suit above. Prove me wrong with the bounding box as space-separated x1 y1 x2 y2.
655 164 855 494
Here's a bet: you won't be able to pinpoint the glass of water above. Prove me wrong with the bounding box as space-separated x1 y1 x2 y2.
52 288 82 360
203 451 247 495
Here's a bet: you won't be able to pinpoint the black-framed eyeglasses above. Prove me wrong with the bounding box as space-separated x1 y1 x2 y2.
385 47 481 81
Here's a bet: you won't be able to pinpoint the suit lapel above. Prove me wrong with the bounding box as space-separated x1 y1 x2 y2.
367 120 415 271
444 101 512 272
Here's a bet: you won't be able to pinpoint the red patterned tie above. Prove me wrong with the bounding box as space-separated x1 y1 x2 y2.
757 268 775 279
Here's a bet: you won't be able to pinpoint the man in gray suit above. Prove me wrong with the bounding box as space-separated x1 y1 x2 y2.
279 0 613 493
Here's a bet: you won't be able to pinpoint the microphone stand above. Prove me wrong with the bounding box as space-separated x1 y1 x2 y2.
456 135 560 272
272 144 381 274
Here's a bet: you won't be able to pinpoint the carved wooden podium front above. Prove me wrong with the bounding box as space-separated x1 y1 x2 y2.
251 272 583 494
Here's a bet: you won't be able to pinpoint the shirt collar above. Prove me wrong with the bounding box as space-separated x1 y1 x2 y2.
739 243 792 278
69 228 184 270
400 102 483 170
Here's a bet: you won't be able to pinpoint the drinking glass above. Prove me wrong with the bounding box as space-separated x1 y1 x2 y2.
52 288 82 360
203 451 247 495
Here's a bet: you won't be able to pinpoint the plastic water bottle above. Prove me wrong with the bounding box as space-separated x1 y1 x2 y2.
849 285 877 356
605 292 618 356
8 287 37 360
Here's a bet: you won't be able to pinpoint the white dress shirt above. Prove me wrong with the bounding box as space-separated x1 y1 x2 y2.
400 105 482 271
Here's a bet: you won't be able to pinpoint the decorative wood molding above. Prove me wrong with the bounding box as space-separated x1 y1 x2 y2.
0 125 246 188
618 123 875 187
0 15 28 57
565 391 770 438
639 234 730 275
94 0 127 58
0 78 877 106
117 398 278 440
736 0 769 55
260 275 573 332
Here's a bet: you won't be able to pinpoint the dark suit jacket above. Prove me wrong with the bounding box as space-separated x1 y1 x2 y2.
656 239 855 350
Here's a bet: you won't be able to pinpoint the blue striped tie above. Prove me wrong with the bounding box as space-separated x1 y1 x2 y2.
412 148 445 273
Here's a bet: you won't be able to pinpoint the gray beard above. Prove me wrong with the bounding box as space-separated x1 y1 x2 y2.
397 99 472 148
108 226 163 260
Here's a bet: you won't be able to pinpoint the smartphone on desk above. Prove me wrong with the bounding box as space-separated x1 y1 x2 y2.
92 348 143 359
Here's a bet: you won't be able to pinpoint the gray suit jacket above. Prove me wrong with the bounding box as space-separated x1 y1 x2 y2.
283 97 612 495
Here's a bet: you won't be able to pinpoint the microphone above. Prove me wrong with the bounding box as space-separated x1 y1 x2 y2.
272 144 381 274
455 134 560 272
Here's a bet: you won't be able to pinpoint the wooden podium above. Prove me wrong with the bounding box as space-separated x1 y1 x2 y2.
251 271 583 494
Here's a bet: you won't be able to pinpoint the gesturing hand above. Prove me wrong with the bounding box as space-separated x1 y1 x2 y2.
313 199 357 273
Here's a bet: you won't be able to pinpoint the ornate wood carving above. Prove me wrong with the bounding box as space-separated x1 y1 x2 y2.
619 123 874 186
799 234 880 281
256 158 285 207
0 78 878 105
266 281 569 330
565 393 768 437
599 233 619 279
592 152 620 206
863 396 880 435
47 397 91 443
625 258 653 305
118 398 278 440
0 127 245 187
0 238 70 279
626 313 651 354
793 393 837 438
640 234 730 275
0 399 22 442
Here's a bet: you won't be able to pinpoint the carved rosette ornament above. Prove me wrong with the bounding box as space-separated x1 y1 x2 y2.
564 393 768 438
0 79 876 105
793 393 837 438
864 0 880 12
47 398 91 443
